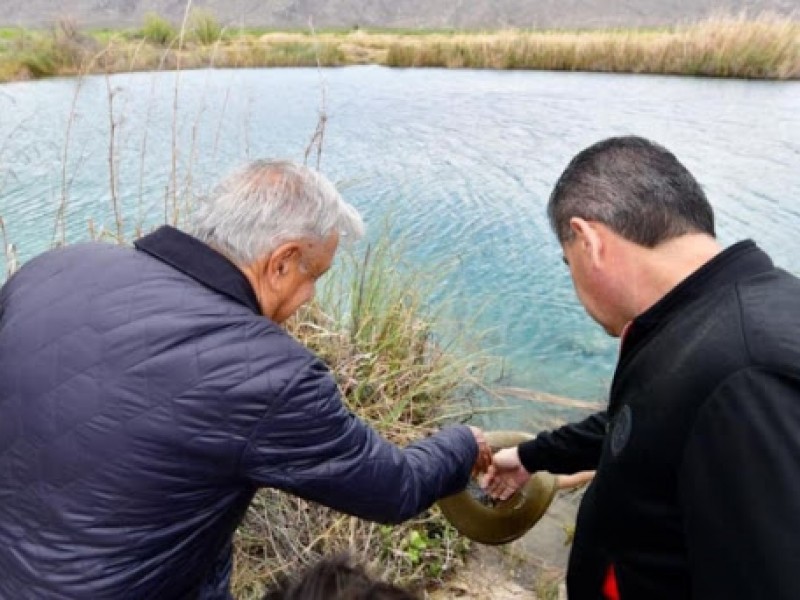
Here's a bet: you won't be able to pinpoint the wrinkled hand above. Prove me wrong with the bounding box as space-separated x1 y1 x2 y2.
469 426 493 476
480 447 531 501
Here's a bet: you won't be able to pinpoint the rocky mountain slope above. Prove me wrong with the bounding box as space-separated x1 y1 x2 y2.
3 0 796 29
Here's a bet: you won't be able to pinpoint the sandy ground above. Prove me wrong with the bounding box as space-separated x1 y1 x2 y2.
428 489 583 599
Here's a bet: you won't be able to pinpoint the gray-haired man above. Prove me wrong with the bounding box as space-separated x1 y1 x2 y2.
0 160 490 599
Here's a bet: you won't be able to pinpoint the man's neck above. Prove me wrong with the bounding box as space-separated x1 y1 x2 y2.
627 234 722 319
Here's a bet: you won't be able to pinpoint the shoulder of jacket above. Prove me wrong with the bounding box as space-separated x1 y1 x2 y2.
735 269 800 370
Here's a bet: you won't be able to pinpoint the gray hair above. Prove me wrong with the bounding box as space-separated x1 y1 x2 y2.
548 136 715 247
191 160 365 265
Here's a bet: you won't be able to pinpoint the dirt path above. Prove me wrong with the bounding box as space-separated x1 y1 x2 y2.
429 489 583 599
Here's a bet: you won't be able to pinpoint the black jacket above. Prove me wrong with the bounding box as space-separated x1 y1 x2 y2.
0 227 477 599
518 241 800 599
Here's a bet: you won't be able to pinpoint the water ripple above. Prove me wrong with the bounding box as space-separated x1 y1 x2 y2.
1 67 798 422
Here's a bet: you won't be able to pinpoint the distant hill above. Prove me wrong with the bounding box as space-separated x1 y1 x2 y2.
2 0 797 30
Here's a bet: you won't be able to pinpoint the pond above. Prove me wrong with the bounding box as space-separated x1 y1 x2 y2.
1 66 798 429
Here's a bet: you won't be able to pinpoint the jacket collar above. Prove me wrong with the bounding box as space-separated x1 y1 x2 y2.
617 239 773 374
134 225 261 315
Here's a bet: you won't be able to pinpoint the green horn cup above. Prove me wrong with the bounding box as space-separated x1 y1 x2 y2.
437 431 557 545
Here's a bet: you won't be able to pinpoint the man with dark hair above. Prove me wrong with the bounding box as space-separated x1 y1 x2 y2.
483 136 800 599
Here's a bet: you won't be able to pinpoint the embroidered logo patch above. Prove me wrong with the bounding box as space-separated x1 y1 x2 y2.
610 405 632 457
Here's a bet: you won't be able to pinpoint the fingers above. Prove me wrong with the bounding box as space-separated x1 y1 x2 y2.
478 464 497 489
469 426 493 475
471 446 492 476
485 473 521 501
481 451 531 500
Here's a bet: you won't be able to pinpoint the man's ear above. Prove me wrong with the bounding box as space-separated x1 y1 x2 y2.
264 243 301 288
569 218 603 265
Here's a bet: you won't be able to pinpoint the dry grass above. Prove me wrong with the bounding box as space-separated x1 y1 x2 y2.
384 13 800 78
0 13 797 81
230 240 488 599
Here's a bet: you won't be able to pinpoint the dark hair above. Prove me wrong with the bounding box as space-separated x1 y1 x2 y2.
262 555 420 600
548 136 715 247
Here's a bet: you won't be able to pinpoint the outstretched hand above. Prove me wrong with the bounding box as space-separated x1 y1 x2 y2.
481 447 597 500
479 446 531 500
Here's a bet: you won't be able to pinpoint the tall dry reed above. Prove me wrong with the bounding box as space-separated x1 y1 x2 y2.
1 13 797 81
384 13 800 78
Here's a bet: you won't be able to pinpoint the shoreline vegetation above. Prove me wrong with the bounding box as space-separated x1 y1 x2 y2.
232 241 490 598
0 11 798 83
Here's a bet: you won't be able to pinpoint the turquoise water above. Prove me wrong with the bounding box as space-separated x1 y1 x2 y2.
1 67 798 429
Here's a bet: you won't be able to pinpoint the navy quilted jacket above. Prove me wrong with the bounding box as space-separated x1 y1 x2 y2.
0 227 477 599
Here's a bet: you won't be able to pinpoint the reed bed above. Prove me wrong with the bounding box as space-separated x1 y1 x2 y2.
384 14 800 78
0 13 797 82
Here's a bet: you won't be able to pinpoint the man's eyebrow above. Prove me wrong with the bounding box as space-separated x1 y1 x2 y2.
562 256 569 266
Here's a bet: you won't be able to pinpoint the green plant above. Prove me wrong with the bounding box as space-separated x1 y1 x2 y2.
17 37 59 77
190 9 223 46
391 522 470 578
11 18 96 79
141 12 176 46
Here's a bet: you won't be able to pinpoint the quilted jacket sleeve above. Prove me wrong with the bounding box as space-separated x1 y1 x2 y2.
238 357 478 524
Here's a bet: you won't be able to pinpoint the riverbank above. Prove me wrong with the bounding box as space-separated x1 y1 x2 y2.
0 13 797 83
